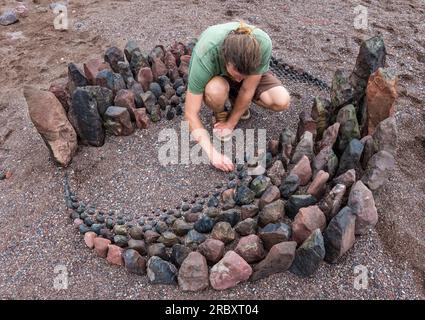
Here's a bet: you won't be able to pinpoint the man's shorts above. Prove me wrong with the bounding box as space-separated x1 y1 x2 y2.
224 70 283 104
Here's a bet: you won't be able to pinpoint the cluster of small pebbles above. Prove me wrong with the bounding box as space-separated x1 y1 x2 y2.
62 35 399 292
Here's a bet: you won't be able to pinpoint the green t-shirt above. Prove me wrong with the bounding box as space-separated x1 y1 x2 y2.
187 22 272 95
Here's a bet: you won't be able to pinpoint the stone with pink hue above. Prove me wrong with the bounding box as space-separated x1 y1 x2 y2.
84 58 110 85
267 160 285 186
251 241 297 281
296 110 317 142
114 89 136 119
164 51 177 69
137 67 153 91
84 231 97 249
319 183 347 222
198 239 225 265
73 218 84 227
366 68 397 135
290 155 312 186
178 55 191 78
106 244 124 266
241 204 259 220
134 108 150 129
318 122 340 151
307 170 330 200
144 230 160 244
292 206 326 245
332 169 356 189
259 185 281 210
209 251 252 290
93 237 111 258
348 181 378 235
178 252 209 292
235 235 265 263
152 57 168 80
24 86 78 167
267 139 280 156
49 82 71 112
221 188 235 209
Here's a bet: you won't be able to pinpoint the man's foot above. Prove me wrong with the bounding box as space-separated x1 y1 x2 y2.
240 108 251 120
214 110 229 123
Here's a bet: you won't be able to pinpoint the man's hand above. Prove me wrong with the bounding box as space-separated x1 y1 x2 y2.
213 121 235 139
210 150 234 172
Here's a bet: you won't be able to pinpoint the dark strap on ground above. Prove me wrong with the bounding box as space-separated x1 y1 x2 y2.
270 55 330 92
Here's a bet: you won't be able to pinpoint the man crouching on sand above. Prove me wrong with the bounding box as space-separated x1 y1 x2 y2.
184 21 291 172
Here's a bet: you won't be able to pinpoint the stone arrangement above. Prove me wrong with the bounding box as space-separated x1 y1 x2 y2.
24 39 196 167
28 34 398 291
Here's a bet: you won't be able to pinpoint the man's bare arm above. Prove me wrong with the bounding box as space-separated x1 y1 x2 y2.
227 74 261 127
184 91 234 172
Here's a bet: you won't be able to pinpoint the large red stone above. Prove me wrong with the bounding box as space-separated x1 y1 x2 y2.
251 241 296 281
366 68 397 135
259 185 281 210
151 57 168 80
114 89 136 120
137 67 153 92
290 155 312 186
106 244 124 266
235 235 265 263
84 58 110 85
24 86 77 167
178 252 209 292
93 237 111 258
209 251 252 290
348 181 378 235
292 205 326 245
198 239 225 265
307 170 329 200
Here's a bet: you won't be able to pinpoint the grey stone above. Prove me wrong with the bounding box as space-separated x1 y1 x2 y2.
290 229 325 277
147 256 177 285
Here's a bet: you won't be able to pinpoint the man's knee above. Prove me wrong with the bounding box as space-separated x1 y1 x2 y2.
204 76 229 110
272 88 291 112
267 87 290 112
